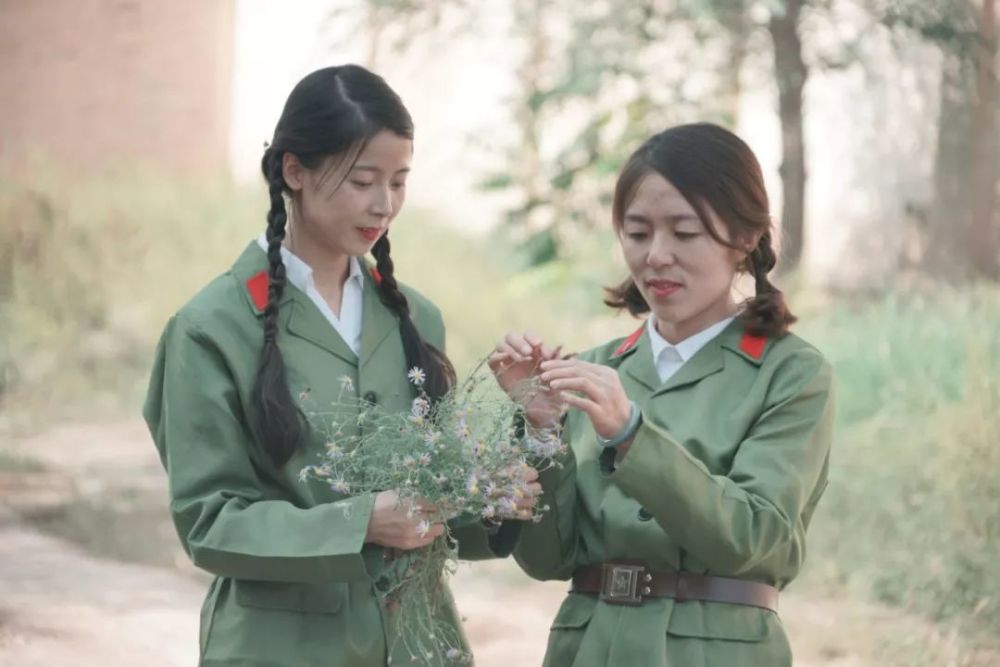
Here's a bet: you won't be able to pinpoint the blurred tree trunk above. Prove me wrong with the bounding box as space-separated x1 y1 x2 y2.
970 0 998 278
718 5 751 127
929 46 975 277
928 0 998 280
513 0 546 217
769 0 808 272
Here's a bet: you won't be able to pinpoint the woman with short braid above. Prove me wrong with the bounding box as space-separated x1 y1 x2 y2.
491 123 834 666
144 65 538 667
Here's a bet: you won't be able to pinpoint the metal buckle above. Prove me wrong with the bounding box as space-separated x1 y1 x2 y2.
599 563 646 606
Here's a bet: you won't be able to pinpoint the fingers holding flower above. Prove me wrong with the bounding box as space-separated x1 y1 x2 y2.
490 331 571 429
539 359 632 440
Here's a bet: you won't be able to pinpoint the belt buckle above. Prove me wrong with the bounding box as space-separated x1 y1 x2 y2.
599 563 646 606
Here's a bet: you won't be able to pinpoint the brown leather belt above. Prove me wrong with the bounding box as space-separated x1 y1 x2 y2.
572 562 779 612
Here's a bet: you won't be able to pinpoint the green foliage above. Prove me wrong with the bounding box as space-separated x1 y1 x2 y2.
873 0 980 55
0 162 260 427
798 286 1000 641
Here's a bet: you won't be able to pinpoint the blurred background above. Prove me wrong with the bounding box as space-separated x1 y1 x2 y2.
0 0 998 665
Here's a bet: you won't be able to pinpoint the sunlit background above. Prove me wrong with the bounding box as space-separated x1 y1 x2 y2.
1 1 998 665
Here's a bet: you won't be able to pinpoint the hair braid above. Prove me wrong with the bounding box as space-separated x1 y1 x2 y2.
742 231 796 336
371 235 456 401
249 150 305 467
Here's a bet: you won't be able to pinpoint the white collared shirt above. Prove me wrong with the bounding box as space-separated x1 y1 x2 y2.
256 234 365 356
647 315 735 383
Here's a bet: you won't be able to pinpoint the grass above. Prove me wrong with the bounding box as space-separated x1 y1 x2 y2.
795 286 1000 645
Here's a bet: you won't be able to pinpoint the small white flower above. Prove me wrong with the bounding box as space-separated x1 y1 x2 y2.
330 478 350 494
339 375 354 392
411 397 431 418
498 496 518 516
297 466 312 482
418 453 432 466
407 367 426 387
465 473 479 496
481 504 496 520
415 519 431 537
424 431 442 446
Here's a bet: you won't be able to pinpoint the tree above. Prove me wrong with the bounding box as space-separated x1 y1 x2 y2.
880 0 998 279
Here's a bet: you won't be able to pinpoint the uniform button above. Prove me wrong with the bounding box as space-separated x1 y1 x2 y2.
363 391 378 405
375 576 390 592
637 507 653 522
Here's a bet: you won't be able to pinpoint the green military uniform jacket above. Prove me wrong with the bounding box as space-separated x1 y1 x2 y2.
515 319 835 667
144 242 511 667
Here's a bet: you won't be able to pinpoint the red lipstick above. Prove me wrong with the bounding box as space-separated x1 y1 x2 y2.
358 227 382 242
646 279 682 298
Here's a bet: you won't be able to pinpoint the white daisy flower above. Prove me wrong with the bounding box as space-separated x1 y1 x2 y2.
407 367 426 387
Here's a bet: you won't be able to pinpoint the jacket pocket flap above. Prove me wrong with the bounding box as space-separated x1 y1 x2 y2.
235 580 346 615
550 593 596 630
666 601 772 642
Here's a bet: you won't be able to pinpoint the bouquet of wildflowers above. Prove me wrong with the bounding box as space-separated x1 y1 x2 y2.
300 361 565 664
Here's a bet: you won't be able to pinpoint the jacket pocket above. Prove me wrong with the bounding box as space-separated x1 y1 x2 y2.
666 600 772 642
234 580 346 615
550 592 596 630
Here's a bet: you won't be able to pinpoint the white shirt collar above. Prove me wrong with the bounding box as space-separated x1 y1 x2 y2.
255 233 366 356
647 314 735 365
255 233 365 291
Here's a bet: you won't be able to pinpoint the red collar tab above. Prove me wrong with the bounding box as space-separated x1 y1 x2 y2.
370 267 383 286
613 325 645 357
739 331 768 360
246 270 269 311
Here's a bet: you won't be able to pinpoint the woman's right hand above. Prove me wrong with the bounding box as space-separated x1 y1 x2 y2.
365 490 445 550
488 331 568 429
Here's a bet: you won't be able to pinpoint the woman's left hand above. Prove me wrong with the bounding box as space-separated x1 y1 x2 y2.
539 359 632 440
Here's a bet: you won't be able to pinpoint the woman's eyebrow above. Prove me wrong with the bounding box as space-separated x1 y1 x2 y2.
351 165 412 175
624 212 699 224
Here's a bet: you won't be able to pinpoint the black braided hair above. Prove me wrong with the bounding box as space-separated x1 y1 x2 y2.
248 152 305 467
371 235 456 401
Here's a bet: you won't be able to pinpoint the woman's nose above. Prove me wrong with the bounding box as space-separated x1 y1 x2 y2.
369 185 393 217
646 234 676 268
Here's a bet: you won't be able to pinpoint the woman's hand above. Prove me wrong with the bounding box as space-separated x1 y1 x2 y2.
539 359 633 441
365 490 445 550
489 331 568 428
499 465 543 521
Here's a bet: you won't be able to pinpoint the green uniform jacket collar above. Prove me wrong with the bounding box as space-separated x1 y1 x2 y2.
612 317 772 394
230 241 398 369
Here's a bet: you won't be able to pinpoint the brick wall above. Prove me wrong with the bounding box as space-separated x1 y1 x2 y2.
0 0 234 173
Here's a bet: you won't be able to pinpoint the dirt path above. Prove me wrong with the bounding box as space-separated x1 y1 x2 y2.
0 421 993 666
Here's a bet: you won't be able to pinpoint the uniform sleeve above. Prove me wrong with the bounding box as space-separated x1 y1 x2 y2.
609 349 834 576
448 517 522 560
143 314 379 583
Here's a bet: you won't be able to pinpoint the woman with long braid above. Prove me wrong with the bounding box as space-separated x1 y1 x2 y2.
144 65 537 666
490 123 835 666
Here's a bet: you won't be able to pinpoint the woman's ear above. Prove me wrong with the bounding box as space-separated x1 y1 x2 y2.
282 152 305 192
735 233 761 270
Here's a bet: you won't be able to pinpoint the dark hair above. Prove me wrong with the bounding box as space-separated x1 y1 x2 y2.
252 64 455 467
604 122 796 338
